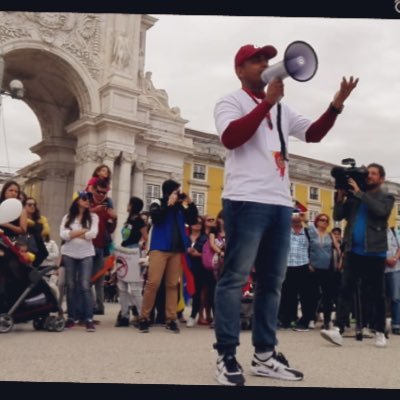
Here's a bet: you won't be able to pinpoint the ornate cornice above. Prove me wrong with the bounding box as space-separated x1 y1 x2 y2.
0 12 104 80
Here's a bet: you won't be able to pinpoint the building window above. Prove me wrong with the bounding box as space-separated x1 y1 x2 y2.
146 183 160 210
193 164 206 180
191 191 205 216
309 186 319 201
309 209 320 223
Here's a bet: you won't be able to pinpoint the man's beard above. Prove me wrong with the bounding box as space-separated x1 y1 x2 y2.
365 182 380 191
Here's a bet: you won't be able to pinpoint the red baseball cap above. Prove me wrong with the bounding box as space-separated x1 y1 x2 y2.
234 44 277 67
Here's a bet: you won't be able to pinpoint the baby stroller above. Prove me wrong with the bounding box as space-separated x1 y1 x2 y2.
0 231 65 333
240 270 255 330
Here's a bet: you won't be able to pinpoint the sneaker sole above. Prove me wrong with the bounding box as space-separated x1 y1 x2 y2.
320 330 343 346
250 366 303 381
215 371 245 386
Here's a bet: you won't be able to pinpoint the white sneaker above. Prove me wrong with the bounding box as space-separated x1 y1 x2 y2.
308 320 315 329
186 317 195 328
215 354 245 386
250 352 304 381
362 327 375 338
375 332 387 348
320 327 343 346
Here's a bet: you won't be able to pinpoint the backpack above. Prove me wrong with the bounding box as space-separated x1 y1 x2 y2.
201 239 216 270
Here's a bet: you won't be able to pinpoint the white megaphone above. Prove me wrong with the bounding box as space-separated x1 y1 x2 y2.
261 41 318 84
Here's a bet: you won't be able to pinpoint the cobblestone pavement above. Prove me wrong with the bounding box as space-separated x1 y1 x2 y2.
1 303 400 398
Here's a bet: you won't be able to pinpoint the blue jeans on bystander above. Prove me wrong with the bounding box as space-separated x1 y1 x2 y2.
385 270 400 329
63 255 94 322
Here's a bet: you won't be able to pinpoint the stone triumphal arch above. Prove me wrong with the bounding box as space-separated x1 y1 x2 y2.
0 12 194 241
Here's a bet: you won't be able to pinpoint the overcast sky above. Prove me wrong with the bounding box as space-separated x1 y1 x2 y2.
1 14 400 183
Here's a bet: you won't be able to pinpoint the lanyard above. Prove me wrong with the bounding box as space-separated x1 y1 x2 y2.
242 88 273 130
242 88 288 161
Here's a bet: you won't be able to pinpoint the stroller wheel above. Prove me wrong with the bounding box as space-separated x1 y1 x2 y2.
52 316 66 332
0 313 14 333
44 315 56 331
33 317 45 331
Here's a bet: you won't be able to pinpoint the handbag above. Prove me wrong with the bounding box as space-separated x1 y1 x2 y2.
201 240 215 270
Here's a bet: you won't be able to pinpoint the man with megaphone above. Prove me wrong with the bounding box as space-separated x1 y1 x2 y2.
212 42 358 386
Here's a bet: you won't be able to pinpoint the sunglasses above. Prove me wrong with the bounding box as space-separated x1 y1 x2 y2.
95 189 107 195
26 202 36 207
318 218 329 223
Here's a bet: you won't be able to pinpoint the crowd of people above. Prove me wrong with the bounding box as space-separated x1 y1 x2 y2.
2 41 399 388
0 171 225 335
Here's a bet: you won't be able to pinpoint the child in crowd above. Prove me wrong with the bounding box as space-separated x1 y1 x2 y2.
86 165 114 208
15 236 36 264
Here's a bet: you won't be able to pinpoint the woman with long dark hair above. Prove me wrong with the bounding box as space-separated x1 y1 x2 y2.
59 191 99 332
24 197 50 267
0 180 27 240
115 196 148 327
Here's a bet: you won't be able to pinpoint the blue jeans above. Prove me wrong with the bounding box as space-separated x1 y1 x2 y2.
214 200 292 355
385 271 400 328
63 255 94 322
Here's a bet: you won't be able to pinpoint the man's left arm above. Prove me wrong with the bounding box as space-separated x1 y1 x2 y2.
306 76 359 143
181 195 198 226
354 191 395 218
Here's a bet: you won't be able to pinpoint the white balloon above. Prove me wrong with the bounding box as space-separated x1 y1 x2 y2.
0 198 23 225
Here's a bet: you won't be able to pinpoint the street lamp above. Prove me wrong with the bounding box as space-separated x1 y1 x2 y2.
0 54 24 100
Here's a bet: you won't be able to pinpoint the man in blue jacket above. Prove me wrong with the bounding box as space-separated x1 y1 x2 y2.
320 163 394 348
138 179 198 333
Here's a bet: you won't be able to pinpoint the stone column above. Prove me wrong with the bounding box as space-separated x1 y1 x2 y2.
115 152 135 244
132 160 146 199
98 148 119 199
74 148 100 192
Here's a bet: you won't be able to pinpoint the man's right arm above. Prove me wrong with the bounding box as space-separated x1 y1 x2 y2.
219 99 273 150
217 80 283 150
149 199 169 224
333 189 348 221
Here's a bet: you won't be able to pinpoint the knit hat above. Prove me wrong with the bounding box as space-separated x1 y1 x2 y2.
162 179 180 197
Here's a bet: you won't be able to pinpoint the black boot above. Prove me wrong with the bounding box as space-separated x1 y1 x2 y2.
115 311 130 327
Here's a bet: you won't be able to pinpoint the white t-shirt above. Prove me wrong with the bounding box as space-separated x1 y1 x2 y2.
214 89 312 207
60 213 99 259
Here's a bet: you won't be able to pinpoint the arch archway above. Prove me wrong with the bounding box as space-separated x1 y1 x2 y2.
2 46 97 236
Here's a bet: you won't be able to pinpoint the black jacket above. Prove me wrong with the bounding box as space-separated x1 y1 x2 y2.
333 189 395 253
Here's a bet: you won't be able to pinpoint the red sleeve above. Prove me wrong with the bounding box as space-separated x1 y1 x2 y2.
221 100 273 150
87 177 98 186
305 106 339 143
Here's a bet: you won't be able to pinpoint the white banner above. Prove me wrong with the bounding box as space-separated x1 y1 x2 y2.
114 246 144 283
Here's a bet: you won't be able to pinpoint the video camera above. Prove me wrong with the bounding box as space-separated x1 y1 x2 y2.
331 158 368 194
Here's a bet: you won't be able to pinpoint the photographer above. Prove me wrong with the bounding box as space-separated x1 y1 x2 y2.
138 179 198 334
320 163 394 348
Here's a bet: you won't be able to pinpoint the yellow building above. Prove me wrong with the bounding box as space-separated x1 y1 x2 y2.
184 129 400 231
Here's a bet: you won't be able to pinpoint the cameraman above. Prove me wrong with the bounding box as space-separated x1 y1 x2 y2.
320 163 394 348
138 179 198 334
